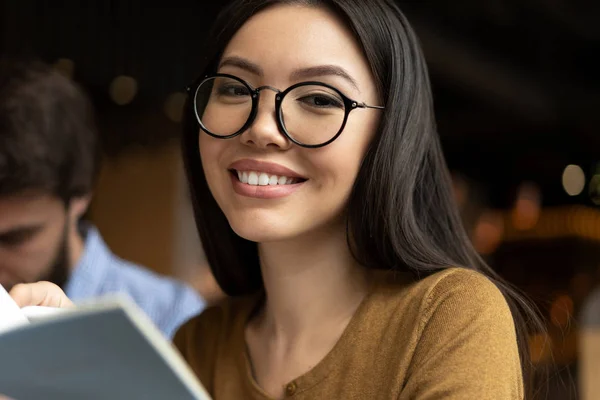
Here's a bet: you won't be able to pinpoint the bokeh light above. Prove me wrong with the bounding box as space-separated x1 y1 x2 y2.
53 58 75 79
549 294 574 328
472 210 504 255
562 164 586 196
109 75 138 105
512 182 541 230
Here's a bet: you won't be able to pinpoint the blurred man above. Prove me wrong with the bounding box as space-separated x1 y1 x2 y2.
0 58 204 339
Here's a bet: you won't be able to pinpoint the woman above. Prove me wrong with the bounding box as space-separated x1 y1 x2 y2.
11 0 543 398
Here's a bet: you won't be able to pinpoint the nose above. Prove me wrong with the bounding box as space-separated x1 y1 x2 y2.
239 88 291 150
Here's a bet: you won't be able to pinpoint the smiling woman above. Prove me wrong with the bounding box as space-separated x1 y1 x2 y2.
9 0 543 399
176 0 544 399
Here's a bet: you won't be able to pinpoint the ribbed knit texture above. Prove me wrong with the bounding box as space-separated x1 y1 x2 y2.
174 268 523 399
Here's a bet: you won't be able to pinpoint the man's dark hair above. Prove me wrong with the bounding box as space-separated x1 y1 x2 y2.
0 57 100 202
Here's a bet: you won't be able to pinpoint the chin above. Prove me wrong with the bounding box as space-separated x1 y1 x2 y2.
225 212 301 244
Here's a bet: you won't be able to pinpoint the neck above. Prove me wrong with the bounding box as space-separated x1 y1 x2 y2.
255 223 369 342
67 221 85 271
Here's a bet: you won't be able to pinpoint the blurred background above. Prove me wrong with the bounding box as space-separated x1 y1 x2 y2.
1 1 598 398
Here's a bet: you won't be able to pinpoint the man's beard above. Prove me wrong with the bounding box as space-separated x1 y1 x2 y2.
39 222 71 290
2 220 71 293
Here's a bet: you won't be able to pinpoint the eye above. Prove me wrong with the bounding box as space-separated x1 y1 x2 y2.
296 93 344 109
0 229 38 247
296 94 344 109
216 84 251 97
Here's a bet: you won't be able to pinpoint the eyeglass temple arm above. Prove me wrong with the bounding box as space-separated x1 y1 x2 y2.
355 102 385 110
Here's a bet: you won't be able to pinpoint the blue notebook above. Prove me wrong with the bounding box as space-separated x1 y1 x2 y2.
0 287 211 400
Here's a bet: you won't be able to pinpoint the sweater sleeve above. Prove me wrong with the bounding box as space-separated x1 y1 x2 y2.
399 269 524 400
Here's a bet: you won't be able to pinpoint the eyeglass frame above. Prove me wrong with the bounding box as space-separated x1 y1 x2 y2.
186 73 384 148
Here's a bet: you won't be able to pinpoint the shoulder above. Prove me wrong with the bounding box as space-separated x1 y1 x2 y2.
372 267 518 363
374 267 512 320
419 267 511 315
376 268 523 398
108 257 202 305
74 225 205 337
414 268 515 336
78 224 204 311
103 258 206 338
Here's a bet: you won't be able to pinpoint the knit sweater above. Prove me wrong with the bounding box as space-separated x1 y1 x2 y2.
174 268 523 399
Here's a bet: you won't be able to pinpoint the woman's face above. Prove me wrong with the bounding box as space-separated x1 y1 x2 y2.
199 4 381 243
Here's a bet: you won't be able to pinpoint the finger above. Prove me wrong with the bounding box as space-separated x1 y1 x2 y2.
9 281 74 308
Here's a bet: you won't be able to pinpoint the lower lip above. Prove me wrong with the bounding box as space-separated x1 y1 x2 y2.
230 173 305 199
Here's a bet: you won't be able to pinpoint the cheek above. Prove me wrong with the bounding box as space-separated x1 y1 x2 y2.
0 235 59 280
199 132 220 175
311 118 377 189
198 132 230 199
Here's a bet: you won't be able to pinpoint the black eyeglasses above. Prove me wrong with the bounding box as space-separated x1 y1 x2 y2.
186 73 384 148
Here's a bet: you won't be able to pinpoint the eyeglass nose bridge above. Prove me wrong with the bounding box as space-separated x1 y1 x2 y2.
251 85 282 99
245 85 287 141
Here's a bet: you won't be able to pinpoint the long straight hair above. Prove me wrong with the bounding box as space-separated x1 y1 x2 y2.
182 0 546 396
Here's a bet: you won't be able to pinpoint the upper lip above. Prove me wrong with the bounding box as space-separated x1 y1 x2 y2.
229 159 306 179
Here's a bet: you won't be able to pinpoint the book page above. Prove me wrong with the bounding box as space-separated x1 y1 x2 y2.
0 284 29 334
0 297 212 399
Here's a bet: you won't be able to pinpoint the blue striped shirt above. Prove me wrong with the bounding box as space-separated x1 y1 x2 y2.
64 225 205 339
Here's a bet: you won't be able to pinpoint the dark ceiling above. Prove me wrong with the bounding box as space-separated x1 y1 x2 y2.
1 0 598 208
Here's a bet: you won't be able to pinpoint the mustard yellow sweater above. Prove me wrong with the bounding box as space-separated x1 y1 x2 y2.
174 268 523 399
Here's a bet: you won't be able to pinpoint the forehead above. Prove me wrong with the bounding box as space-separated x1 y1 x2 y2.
222 4 371 84
0 193 63 229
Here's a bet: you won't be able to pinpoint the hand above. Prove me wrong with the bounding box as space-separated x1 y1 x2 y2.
9 281 74 308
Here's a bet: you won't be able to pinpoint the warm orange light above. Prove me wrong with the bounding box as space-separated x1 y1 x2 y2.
549 294 574 328
503 205 600 242
529 333 552 363
512 182 541 231
472 211 504 255
451 173 469 209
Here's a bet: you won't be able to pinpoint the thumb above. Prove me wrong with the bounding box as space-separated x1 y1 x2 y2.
9 281 74 308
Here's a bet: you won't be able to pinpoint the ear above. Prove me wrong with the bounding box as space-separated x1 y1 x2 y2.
68 194 92 221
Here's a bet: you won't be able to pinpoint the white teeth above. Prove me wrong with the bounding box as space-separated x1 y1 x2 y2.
234 170 301 186
248 172 259 185
258 173 269 186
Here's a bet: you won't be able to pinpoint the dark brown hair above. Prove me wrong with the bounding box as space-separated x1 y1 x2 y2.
181 1 547 397
0 57 100 201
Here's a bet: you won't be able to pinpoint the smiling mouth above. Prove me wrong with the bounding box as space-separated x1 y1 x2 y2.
229 170 307 186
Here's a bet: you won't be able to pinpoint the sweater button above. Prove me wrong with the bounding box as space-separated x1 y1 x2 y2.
285 381 297 396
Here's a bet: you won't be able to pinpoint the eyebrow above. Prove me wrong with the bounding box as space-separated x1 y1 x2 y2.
290 65 360 92
218 56 360 92
0 224 44 242
219 56 263 76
